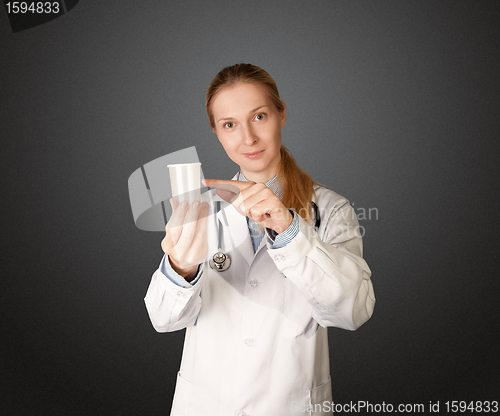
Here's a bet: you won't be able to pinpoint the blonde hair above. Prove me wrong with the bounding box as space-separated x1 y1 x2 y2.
206 63 317 223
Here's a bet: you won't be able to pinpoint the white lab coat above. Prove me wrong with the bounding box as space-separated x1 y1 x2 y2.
145 181 375 416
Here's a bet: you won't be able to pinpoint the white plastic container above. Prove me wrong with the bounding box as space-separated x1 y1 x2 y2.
167 162 202 206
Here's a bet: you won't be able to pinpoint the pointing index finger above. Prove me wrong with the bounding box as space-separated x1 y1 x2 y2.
202 179 250 191
203 179 251 204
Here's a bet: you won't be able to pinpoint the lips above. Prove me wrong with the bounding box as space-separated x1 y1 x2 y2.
242 150 264 159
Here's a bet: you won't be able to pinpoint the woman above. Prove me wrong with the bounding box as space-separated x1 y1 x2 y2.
145 63 375 416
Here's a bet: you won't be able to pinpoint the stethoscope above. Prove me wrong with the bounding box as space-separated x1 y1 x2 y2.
209 201 232 272
209 200 321 272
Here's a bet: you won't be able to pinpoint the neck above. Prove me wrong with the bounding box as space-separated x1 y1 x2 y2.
240 166 280 183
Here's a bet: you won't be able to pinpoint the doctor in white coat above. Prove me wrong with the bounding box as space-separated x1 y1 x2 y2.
145 63 375 416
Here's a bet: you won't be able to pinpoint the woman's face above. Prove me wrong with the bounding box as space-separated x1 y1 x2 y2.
211 82 286 182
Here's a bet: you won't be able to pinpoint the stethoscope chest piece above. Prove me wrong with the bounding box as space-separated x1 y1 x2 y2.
210 200 231 272
210 251 231 272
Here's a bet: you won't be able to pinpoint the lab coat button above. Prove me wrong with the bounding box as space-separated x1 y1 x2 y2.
249 279 258 288
245 338 254 346
237 412 248 416
274 254 285 262
177 291 186 298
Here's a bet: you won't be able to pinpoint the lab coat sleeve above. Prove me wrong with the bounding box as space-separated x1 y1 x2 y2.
144 259 204 332
267 202 375 330
160 255 203 287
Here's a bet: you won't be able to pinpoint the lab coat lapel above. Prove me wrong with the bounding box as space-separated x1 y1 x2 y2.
216 202 254 266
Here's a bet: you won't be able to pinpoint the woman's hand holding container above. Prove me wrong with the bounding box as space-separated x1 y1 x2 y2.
161 198 209 281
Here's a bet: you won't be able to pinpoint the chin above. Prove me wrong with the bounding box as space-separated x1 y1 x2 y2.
242 161 267 173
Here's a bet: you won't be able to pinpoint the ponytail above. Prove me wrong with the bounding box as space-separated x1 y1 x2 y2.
278 145 317 224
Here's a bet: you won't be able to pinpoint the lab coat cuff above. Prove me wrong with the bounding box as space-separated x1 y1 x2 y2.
159 255 203 288
147 265 203 330
267 215 314 269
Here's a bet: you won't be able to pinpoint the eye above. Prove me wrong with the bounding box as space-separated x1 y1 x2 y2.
255 113 266 121
223 122 235 129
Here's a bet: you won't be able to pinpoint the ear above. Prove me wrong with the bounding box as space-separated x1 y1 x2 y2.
280 100 287 127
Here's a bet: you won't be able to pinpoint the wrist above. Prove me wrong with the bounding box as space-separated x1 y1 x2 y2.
272 210 293 234
168 256 198 281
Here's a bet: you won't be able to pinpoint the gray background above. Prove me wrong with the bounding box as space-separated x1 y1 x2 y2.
1 1 499 414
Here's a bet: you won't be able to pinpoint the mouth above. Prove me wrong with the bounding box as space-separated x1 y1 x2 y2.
242 150 265 159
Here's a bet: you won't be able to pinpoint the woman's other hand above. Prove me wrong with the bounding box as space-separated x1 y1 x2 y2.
203 179 293 234
161 199 210 281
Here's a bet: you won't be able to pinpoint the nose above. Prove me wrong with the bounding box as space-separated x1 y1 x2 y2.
241 123 257 146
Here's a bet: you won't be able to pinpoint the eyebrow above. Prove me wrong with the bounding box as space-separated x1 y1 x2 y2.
217 105 270 123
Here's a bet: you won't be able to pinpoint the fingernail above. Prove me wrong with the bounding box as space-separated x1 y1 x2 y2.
193 201 200 210
180 201 188 209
